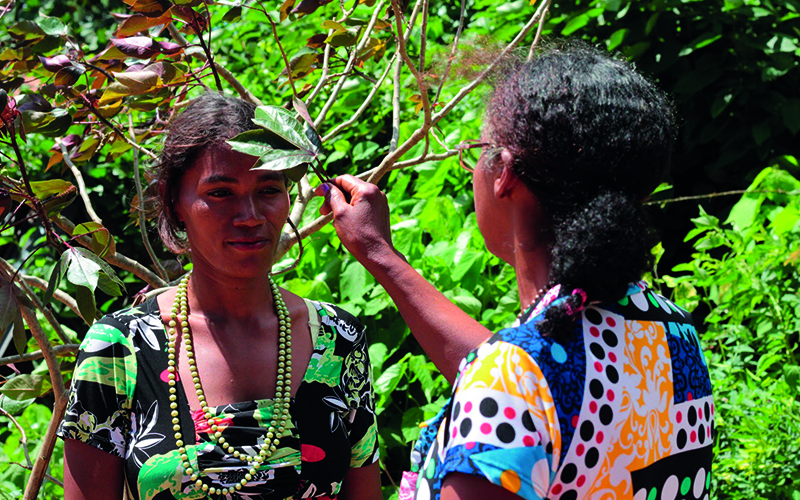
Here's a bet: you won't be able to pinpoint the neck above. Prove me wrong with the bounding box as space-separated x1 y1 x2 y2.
505 200 552 310
185 264 275 322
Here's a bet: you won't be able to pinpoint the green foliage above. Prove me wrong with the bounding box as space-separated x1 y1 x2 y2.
662 164 800 499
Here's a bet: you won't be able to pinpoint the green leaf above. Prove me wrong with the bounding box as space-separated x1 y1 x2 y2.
8 21 46 39
725 194 763 230
28 179 73 200
340 261 367 301
255 150 315 173
75 285 96 326
374 362 405 394
0 374 44 401
12 310 26 356
252 105 316 152
73 222 115 257
61 247 103 291
228 129 280 157
325 28 359 47
38 17 68 37
42 260 61 307
222 6 243 22
0 395 36 416
401 407 423 442
0 279 19 331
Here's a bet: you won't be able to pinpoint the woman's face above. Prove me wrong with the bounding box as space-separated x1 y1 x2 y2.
174 146 290 279
472 136 514 262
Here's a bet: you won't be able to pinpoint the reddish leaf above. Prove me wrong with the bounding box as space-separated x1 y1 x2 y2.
54 65 86 86
38 54 72 73
127 0 171 17
111 37 159 59
292 0 334 16
46 151 63 171
157 41 183 55
280 0 296 21
307 34 327 48
115 12 173 38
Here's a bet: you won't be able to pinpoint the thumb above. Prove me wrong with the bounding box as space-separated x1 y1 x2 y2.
325 183 349 213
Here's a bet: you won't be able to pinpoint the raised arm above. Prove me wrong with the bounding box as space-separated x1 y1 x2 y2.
319 175 491 382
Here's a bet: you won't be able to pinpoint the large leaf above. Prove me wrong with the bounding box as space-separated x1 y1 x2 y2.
75 285 96 326
28 178 74 200
0 279 19 330
113 69 161 92
38 54 72 72
255 150 315 176
0 395 36 416
252 105 317 152
0 374 45 401
73 222 116 257
227 129 281 157
61 247 103 291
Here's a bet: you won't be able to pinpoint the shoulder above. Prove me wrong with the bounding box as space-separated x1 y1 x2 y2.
79 298 164 354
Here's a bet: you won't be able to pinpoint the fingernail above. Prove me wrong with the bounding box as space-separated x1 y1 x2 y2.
320 184 331 195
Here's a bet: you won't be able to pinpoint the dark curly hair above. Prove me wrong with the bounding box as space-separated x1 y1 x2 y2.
153 92 259 253
485 40 676 340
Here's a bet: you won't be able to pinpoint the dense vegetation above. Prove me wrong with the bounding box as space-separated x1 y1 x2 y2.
0 0 797 498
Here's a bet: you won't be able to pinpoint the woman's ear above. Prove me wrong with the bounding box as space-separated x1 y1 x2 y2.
494 157 520 199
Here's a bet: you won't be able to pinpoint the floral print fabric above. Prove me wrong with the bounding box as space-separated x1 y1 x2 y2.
412 282 714 500
58 298 378 500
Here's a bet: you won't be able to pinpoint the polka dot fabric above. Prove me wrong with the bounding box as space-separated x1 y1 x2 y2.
411 282 714 500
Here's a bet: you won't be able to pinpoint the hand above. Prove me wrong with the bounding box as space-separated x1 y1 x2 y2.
316 175 399 266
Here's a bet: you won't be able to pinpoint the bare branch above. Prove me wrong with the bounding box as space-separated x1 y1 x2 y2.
432 0 551 126
391 0 431 128
0 407 32 467
22 393 68 500
433 0 466 105
0 258 72 345
0 344 79 367
322 53 398 143
289 176 313 227
306 41 334 104
168 23 263 106
527 2 549 60
54 216 168 289
22 275 83 318
390 57 402 153
128 115 168 282
644 189 792 206
18 306 66 401
60 144 102 224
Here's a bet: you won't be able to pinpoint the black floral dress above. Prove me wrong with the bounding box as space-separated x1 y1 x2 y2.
57 298 378 500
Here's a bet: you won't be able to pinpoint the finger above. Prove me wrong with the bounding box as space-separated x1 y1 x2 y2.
325 183 350 213
332 175 373 197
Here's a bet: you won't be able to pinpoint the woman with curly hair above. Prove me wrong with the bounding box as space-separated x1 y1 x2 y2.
321 41 714 500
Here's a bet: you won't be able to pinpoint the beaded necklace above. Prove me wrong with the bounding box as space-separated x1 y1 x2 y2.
516 285 550 324
166 273 293 497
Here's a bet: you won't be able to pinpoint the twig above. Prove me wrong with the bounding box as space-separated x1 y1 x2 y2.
167 23 262 105
21 275 81 318
418 0 429 74
321 53 398 143
21 391 67 500
0 258 72 345
433 0 466 105
197 1 224 91
306 42 334 104
390 57 402 153
263 8 298 98
644 189 792 206
79 96 158 160
128 115 168 282
0 407 31 467
0 344 80 367
391 0 431 128
527 2 549 60
16 305 66 401
8 462 63 488
60 143 102 224
289 176 313 227
53 216 168 289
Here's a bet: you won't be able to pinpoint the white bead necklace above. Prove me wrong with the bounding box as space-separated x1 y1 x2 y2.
166 273 293 497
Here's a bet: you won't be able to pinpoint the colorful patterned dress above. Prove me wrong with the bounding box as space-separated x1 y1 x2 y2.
57 298 379 500
408 282 714 500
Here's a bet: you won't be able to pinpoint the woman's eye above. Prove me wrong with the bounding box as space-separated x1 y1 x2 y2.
207 190 230 198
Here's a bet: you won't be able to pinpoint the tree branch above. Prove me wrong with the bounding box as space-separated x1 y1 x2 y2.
22 391 68 500
0 343 79 367
644 189 791 206
391 0 431 128
128 115 168 282
21 275 81 318
167 23 262 106
527 1 549 60
60 143 102 224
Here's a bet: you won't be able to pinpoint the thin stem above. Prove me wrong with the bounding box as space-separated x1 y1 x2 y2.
0 344 79 367
168 23 262 105
21 393 68 500
313 29 363 129
321 53 397 143
0 408 31 467
198 1 224 91
60 143 102 224
418 0 429 74
17 306 65 401
527 2 549 60
644 189 791 206
433 0 466 105
8 462 63 488
263 7 298 98
391 0 431 128
80 96 158 160
128 115 168 281
306 41 333 104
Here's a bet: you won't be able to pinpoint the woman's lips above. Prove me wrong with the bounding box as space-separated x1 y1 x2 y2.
226 239 269 250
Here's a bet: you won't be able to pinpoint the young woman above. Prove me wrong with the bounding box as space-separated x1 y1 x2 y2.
321 41 714 500
59 93 382 500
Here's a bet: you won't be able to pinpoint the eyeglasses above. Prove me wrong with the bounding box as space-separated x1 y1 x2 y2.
454 140 501 173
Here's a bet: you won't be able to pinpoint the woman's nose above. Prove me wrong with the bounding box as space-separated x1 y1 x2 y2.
233 196 266 226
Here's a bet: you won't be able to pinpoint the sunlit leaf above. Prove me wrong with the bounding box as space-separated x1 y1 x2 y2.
38 16 68 37
115 12 173 37
62 247 103 291
8 21 46 40
38 54 72 73
252 105 315 152
74 222 116 257
0 374 45 401
113 69 161 92
54 65 86 86
279 0 296 21
325 28 359 47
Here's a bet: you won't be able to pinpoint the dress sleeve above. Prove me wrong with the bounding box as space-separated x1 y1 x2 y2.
57 317 137 458
433 340 562 499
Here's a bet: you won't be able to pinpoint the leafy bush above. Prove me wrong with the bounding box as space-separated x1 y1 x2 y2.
662 164 800 499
